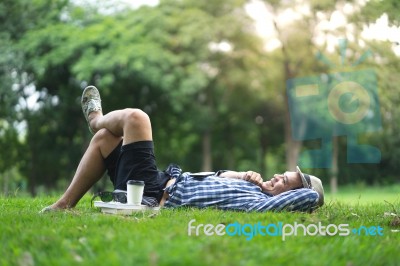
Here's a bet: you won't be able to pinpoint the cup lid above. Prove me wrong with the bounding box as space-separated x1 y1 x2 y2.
127 180 145 185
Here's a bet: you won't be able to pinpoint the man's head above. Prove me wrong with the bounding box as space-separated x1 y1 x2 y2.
261 166 324 206
296 166 324 206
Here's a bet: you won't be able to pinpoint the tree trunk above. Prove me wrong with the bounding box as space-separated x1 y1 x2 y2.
330 136 339 194
3 171 9 195
283 59 301 171
275 17 302 171
28 147 37 196
258 123 268 177
202 130 212 171
284 113 301 171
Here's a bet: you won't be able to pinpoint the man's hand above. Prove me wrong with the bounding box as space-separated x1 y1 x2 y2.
241 171 263 187
218 170 264 187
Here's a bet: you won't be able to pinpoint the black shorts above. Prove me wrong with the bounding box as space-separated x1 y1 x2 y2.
104 140 168 202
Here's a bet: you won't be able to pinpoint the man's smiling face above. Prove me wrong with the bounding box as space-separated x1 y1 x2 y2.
261 172 303 195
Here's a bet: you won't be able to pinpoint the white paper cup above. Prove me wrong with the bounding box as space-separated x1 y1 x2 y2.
127 180 145 205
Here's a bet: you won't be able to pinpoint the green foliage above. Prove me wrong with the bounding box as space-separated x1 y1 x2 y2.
360 0 400 26
15 0 268 174
1 0 400 193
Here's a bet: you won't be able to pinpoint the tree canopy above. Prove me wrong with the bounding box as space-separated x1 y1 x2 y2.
1 0 399 194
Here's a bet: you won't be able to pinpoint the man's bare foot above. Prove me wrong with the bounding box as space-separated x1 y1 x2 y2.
39 199 73 213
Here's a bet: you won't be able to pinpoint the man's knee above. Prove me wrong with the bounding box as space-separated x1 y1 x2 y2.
123 108 150 129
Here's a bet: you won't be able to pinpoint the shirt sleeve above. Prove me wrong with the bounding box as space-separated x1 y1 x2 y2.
164 164 182 179
246 188 320 212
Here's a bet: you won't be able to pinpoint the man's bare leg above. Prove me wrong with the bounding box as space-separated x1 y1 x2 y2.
42 84 153 211
41 107 153 211
88 108 153 144
81 85 152 144
43 129 122 210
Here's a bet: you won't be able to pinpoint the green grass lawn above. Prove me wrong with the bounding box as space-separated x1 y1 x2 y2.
1 186 399 266
326 184 400 204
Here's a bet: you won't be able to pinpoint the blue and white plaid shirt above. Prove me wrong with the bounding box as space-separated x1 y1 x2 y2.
164 172 319 212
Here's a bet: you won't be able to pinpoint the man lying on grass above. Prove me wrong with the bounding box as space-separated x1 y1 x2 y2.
41 86 324 213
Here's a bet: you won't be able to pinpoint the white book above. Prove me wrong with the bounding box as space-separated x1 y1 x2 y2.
93 201 160 215
190 172 216 177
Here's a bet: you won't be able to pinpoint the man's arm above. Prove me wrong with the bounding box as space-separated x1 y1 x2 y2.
249 189 320 212
218 171 263 187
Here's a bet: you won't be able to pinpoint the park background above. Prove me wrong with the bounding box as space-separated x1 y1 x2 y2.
1 0 400 195
1 1 400 266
